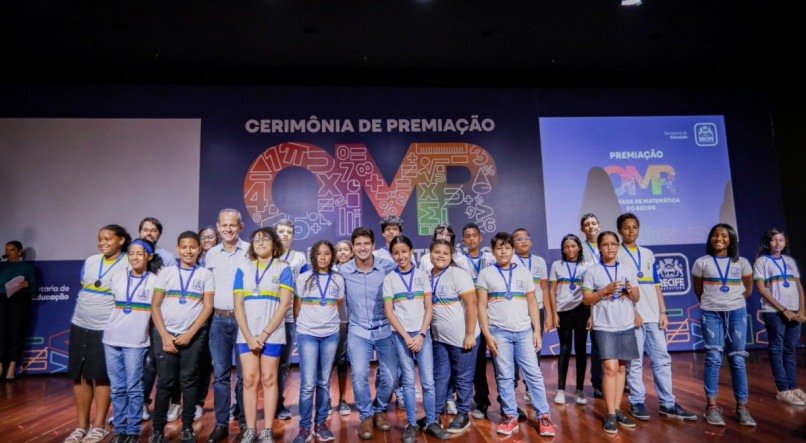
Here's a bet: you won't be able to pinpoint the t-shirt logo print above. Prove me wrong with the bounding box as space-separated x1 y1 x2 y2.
516 279 526 291
137 289 148 300
192 280 204 291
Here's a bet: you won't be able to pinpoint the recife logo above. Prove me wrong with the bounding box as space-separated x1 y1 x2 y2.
655 253 690 295
243 142 497 239
694 123 718 146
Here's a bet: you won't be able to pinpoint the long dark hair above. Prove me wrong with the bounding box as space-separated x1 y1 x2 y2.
706 223 740 262
560 234 584 262
756 228 788 259
304 240 339 294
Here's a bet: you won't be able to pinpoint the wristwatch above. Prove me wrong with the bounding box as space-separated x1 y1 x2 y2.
419 331 427 338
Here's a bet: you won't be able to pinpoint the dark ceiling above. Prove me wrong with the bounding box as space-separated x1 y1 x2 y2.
2 1 802 86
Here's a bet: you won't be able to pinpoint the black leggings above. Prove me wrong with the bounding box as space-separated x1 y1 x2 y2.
556 304 589 391
0 293 31 367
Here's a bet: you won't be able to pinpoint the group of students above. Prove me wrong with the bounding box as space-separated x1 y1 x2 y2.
62 210 804 443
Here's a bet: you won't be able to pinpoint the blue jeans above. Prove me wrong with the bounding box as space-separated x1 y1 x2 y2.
627 322 676 408
209 314 245 427
701 308 749 403
347 332 399 421
763 311 802 391
105 345 148 435
297 332 340 429
433 338 478 416
490 328 550 417
394 331 436 425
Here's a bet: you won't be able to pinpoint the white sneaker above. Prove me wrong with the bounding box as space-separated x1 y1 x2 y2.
446 400 458 415
142 404 151 421
194 404 204 421
777 390 806 406
554 390 566 405
81 427 109 443
574 389 587 405
167 403 182 422
794 388 806 402
62 428 87 443
523 390 531 402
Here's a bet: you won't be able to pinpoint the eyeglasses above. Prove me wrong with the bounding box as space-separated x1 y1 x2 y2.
252 237 271 244
515 237 532 243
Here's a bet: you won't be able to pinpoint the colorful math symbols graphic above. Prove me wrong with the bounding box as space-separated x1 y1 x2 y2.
604 164 676 197
244 142 497 239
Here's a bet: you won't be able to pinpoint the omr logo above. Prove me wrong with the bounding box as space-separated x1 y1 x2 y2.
604 164 676 197
243 142 497 240
694 123 718 146
655 253 690 296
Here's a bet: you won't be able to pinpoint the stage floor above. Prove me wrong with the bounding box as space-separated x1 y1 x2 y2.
1 350 804 442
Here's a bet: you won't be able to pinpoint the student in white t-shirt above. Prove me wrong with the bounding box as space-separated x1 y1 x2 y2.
373 215 404 264
428 239 479 434
150 231 214 442
754 228 806 406
618 213 696 422
103 238 160 443
233 227 294 443
332 239 354 416
582 231 640 435
692 223 755 428
419 223 473 277
383 236 449 442
477 232 556 438
292 240 345 442
549 234 592 406
274 218 309 421
579 213 604 400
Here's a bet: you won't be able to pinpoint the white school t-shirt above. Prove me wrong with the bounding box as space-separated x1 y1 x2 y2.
514 254 548 310
282 249 308 322
463 251 496 283
549 260 592 312
430 266 480 347
73 253 129 330
103 270 156 348
295 271 345 337
618 245 661 323
753 255 801 312
234 259 295 344
154 265 215 335
383 267 431 332
581 240 601 264
582 262 638 332
692 255 752 312
476 263 535 333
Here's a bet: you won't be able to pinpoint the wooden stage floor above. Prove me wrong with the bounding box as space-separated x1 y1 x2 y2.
1 350 804 442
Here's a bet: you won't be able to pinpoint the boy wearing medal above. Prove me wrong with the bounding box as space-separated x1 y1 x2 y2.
477 232 556 437
150 232 215 442
617 213 696 422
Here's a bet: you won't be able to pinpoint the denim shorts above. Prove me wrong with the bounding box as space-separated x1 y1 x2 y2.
594 328 639 361
237 343 283 357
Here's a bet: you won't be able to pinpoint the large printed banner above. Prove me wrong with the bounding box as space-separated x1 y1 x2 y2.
12 87 783 373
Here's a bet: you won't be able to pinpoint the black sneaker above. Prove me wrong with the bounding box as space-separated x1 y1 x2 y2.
593 388 604 399
180 428 196 443
425 422 450 440
402 425 418 443
207 425 229 443
616 411 636 428
603 414 618 434
149 431 166 443
110 434 129 443
447 413 470 433
659 403 697 421
276 404 292 420
630 402 651 421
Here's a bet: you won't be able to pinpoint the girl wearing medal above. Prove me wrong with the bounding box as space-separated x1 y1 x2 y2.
582 231 640 435
428 239 479 434
292 240 344 443
233 227 294 443
64 224 131 443
753 228 806 406
150 231 215 442
692 224 755 427
549 234 592 406
383 236 448 442
102 239 159 443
